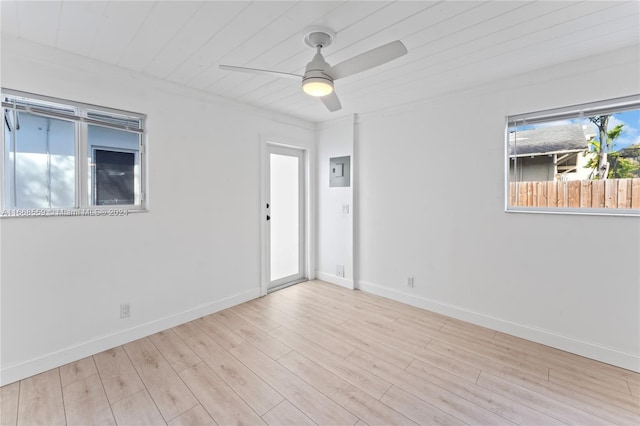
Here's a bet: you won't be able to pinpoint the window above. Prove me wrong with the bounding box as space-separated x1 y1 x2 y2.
2 89 145 215
506 95 640 215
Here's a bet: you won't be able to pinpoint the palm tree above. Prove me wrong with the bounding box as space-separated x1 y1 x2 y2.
586 116 624 179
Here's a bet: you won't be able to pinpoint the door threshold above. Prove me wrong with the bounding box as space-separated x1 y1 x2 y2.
268 277 308 294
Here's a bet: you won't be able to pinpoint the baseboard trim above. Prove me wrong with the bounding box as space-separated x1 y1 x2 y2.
358 280 640 372
0 287 261 386
316 271 354 290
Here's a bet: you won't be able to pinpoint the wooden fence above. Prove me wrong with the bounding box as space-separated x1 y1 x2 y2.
509 178 640 209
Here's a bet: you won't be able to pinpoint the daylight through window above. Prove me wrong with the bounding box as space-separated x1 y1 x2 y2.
2 89 145 214
507 95 640 215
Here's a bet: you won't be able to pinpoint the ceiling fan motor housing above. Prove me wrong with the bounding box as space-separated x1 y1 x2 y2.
304 50 332 79
302 50 334 96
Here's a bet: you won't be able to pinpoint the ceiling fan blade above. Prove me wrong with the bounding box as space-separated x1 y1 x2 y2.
320 91 342 112
325 40 408 80
219 65 302 80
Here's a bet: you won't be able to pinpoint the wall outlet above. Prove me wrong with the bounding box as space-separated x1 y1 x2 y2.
120 303 131 318
336 265 345 278
406 277 414 288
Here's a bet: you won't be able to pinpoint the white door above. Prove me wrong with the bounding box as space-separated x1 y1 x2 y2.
267 145 306 291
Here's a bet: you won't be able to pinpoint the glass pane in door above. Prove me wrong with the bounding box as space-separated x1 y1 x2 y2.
270 153 299 281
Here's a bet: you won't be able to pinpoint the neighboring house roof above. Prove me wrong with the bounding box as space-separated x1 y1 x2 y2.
509 124 589 156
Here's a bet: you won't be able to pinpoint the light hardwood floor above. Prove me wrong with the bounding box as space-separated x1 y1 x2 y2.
2 280 639 425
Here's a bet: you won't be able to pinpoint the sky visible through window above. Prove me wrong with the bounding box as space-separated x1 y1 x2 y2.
515 109 640 150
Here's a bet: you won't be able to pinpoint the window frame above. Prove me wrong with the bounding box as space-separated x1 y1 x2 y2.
1 88 147 217
505 94 640 217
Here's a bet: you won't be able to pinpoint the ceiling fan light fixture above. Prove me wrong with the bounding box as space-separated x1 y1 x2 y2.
220 27 408 112
302 77 333 97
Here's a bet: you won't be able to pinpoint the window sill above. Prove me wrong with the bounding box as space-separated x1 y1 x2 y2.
506 206 640 217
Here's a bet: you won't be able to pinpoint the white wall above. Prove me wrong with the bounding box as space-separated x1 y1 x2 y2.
315 117 354 289
312 45 640 370
349 44 640 371
0 37 315 385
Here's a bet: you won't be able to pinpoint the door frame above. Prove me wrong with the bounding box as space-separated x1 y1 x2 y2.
260 136 315 296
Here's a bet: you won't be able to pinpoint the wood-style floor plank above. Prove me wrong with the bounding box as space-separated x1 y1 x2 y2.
407 351 481 384
0 381 19 426
279 284 354 318
308 319 415 369
110 389 166 426
261 400 317 426
426 338 544 385
292 284 398 324
214 309 292 360
270 326 391 399
276 289 352 325
303 281 445 328
474 352 640 425
2 280 638 426
179 362 265 426
62 374 115 426
148 329 202 373
246 302 356 358
93 346 146 404
166 404 215 426
16 369 65 426
406 358 566 425
494 331 639 382
549 367 640 413
59 356 98 387
228 302 282 333
347 318 431 350
345 349 515 425
553 364 638 396
400 320 550 380
281 318 357 358
436 325 572 383
278 350 416 426
340 319 443 366
172 321 203 341
194 315 245 350
440 319 497 340
477 371 612 425
230 341 359 426
124 338 198 421
252 292 343 329
183 330 284 416
380 385 465 426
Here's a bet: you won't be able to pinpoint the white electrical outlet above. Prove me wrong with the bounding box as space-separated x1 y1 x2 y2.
336 265 345 277
120 303 131 318
406 277 414 288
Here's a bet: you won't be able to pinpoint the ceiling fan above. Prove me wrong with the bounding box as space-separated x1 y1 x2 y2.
219 28 408 112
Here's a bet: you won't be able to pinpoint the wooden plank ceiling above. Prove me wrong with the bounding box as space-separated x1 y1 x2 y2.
2 1 638 123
